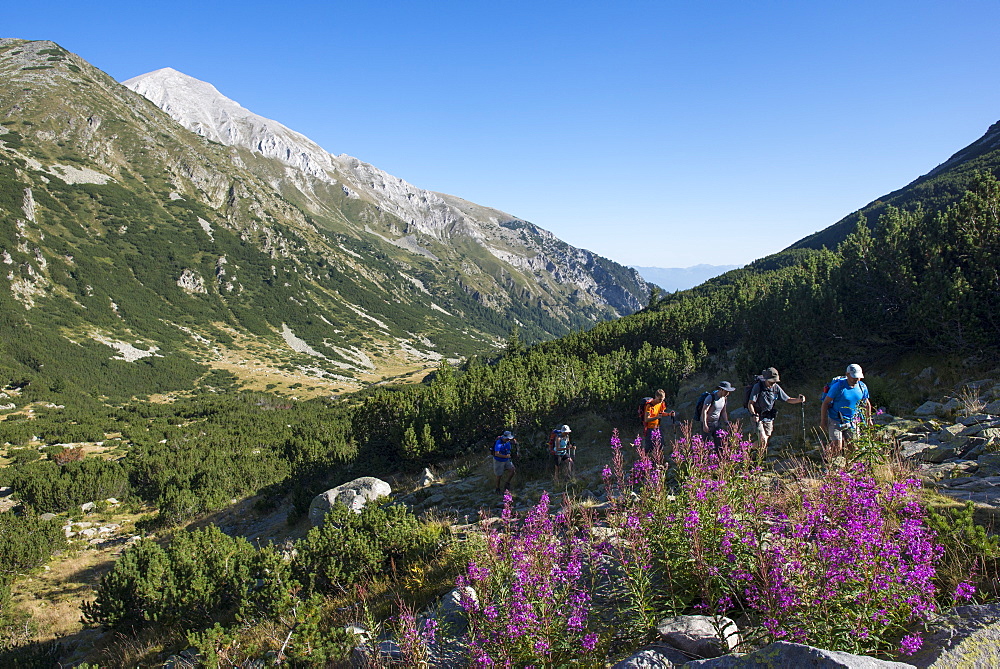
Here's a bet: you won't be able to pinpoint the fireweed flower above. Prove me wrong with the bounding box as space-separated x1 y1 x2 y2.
899 633 923 655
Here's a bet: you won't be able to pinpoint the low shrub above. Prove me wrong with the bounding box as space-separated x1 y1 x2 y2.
294 501 442 594
83 526 257 631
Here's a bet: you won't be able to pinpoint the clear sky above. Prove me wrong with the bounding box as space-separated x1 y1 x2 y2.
5 1 1000 268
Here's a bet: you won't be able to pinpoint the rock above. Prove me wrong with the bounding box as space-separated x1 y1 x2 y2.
941 398 963 414
937 424 966 441
424 493 446 507
106 498 120 505
655 615 739 658
351 639 403 668
39 513 57 521
611 644 691 668
685 641 915 667
984 400 1000 414
914 401 944 416
904 443 958 464
917 367 937 381
434 586 476 637
417 467 436 487
904 602 1000 668
308 477 391 526
80 501 96 512
976 454 1000 478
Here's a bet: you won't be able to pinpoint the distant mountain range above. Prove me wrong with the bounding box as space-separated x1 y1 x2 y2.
631 265 739 292
0 39 650 398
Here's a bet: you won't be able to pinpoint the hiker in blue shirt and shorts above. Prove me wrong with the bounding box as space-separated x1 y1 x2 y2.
820 364 872 458
492 431 517 494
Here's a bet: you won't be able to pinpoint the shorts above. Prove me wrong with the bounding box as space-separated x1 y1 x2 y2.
493 459 515 477
552 452 572 467
827 422 857 442
756 419 774 440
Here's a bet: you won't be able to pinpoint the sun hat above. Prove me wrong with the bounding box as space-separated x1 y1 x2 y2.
717 382 736 392
762 367 780 381
502 430 514 439
560 424 571 433
846 364 864 379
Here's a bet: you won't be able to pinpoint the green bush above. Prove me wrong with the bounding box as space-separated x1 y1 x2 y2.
83 526 257 631
294 502 442 593
8 457 129 513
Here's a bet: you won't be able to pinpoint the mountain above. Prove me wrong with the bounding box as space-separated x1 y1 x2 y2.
789 118 1000 251
631 264 740 292
0 39 649 399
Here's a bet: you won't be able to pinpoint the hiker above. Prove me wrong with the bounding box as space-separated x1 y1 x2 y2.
641 389 672 454
548 424 576 482
819 364 872 457
747 367 806 449
700 382 735 449
492 430 517 494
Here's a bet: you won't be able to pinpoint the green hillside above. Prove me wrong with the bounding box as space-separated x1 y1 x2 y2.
0 38 648 404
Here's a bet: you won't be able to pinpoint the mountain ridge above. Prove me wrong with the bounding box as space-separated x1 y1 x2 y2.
0 38 649 398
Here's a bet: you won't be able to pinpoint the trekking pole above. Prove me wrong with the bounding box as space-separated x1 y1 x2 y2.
801 403 806 450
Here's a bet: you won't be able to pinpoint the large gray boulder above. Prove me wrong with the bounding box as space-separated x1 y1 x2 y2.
308 477 392 526
656 615 740 658
684 641 915 668
611 644 691 668
904 602 1000 668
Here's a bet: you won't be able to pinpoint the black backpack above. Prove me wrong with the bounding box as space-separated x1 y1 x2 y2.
693 391 713 420
743 377 765 411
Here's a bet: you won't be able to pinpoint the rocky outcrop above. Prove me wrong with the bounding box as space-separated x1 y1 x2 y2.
308 477 392 526
904 602 1000 668
685 641 915 668
656 615 740 658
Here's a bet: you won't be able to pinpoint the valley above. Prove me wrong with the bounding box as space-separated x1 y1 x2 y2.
0 34 999 669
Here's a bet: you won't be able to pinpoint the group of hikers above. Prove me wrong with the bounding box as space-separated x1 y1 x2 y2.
491 364 872 494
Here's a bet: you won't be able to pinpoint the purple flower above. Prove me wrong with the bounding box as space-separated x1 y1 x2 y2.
899 633 923 655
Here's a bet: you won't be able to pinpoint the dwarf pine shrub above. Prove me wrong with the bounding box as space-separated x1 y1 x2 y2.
294 502 442 594
83 526 257 631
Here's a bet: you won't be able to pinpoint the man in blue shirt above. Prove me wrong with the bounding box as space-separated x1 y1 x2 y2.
492 431 517 494
820 363 872 457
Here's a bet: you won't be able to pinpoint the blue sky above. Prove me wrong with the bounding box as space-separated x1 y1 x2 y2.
6 1 1000 267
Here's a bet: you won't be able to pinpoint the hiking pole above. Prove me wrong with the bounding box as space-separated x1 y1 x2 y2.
801 403 806 450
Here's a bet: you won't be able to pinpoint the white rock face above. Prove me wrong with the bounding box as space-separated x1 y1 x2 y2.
123 68 649 315
308 477 392 526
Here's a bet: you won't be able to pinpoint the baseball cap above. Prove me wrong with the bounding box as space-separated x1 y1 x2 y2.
846 364 864 379
762 367 780 381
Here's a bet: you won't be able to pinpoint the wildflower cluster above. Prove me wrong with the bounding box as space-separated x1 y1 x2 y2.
458 492 602 666
456 425 973 663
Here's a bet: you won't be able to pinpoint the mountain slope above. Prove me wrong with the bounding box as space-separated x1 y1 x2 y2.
0 39 649 399
789 119 1000 250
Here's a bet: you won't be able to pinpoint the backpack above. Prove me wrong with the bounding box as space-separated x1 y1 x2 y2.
639 397 653 421
693 391 713 420
743 377 765 410
821 376 867 402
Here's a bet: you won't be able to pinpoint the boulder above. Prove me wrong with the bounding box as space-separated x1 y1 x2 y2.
308 477 391 526
417 467 436 487
914 401 944 417
904 602 1000 668
611 644 691 668
685 641 915 668
655 615 739 658
434 586 477 637
903 443 958 464
976 453 1000 478
984 400 1000 415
